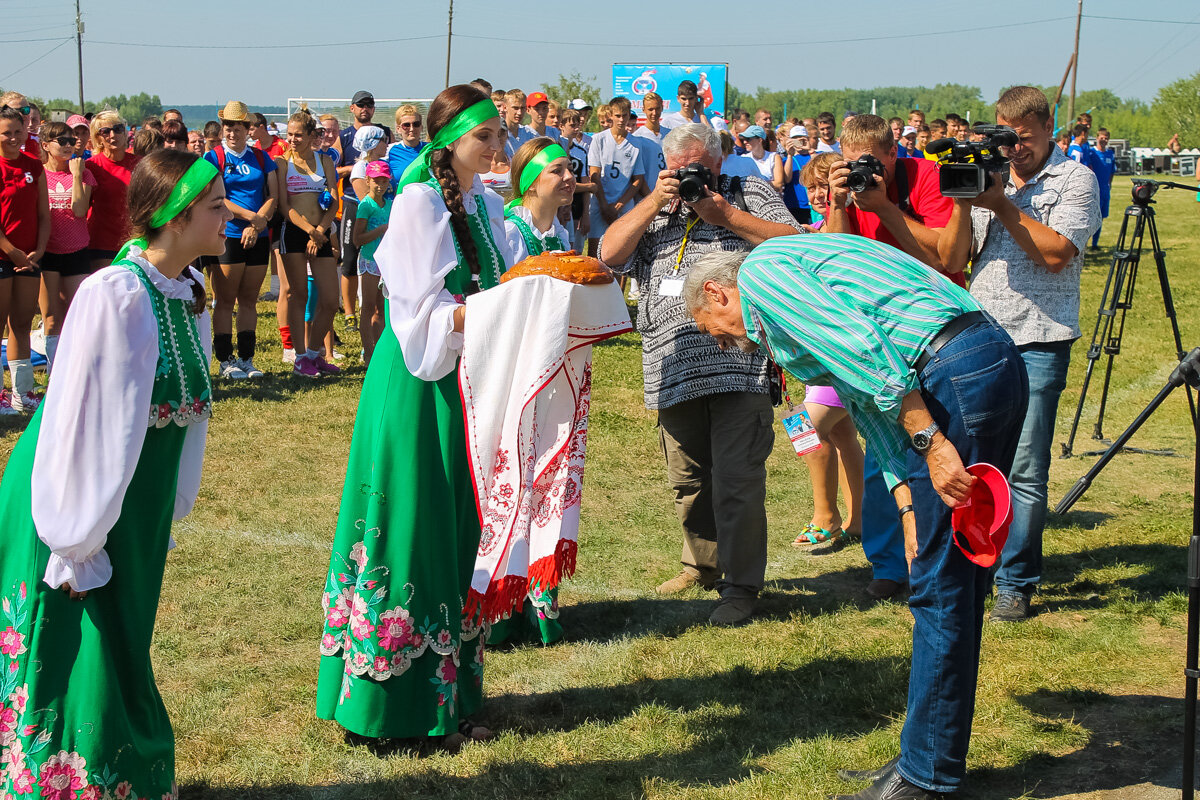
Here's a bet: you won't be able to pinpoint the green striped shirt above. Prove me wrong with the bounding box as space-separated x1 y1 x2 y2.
738 233 980 489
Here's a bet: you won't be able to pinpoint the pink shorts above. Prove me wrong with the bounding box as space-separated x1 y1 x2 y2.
804 384 843 409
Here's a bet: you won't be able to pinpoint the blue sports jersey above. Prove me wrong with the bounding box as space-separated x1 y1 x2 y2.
385 141 423 190
204 146 277 238
784 152 812 210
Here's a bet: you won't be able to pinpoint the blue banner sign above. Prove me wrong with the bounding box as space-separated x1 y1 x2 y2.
612 63 728 120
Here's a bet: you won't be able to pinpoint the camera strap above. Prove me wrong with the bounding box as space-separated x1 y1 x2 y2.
892 160 913 216
728 176 749 213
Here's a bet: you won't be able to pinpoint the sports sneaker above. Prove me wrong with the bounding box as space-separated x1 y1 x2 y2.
990 591 1032 623
0 390 18 417
281 348 296 365
219 359 248 380
239 358 264 379
292 355 320 378
10 391 40 414
314 356 342 376
330 349 346 361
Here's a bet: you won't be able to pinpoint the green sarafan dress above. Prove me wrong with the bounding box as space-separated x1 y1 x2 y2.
316 178 510 739
0 257 211 800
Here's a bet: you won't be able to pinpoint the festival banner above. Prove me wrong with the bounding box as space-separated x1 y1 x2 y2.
612 63 728 121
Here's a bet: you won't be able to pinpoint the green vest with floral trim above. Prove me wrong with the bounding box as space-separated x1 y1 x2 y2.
120 259 212 428
505 210 566 256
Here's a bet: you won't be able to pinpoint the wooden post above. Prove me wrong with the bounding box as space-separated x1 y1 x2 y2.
1067 0 1082 123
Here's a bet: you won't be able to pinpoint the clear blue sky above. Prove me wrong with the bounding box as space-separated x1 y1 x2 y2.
4 0 1198 108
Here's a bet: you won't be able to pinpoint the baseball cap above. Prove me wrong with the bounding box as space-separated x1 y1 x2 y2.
901 126 918 138
742 125 766 140
711 117 729 132
568 98 591 111
351 90 374 105
352 125 385 153
66 114 89 129
788 125 809 138
365 160 392 179
950 463 1013 568
526 92 549 108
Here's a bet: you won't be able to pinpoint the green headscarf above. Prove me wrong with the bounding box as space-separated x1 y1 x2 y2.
114 156 220 264
394 97 508 291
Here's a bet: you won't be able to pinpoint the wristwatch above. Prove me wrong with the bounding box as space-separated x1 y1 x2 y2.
911 422 940 454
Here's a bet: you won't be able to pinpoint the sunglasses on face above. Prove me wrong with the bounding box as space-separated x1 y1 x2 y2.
54 136 78 147
98 125 126 137
400 121 422 129
356 101 375 108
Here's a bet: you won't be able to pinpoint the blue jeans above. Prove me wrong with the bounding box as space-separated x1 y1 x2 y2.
992 342 1072 597
898 320 1029 793
862 450 907 582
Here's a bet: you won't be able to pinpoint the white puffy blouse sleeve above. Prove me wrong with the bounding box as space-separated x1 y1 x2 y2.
376 179 518 381
31 267 159 591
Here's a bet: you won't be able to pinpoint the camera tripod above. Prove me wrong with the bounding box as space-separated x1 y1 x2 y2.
1056 347 1200 798
1061 179 1199 459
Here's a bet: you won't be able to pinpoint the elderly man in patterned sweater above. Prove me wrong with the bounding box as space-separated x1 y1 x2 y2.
600 123 800 626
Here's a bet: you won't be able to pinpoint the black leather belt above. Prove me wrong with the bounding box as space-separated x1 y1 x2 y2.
913 310 990 374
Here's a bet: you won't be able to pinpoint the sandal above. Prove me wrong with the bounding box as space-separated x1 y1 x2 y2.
792 523 843 547
810 528 862 555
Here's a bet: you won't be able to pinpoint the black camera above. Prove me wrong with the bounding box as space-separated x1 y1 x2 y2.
674 162 715 202
1131 179 1159 204
927 124 1018 198
844 154 885 193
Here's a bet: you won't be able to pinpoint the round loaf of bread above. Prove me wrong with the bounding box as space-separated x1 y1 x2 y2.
500 250 614 285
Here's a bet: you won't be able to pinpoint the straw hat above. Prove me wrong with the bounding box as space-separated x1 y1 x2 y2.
219 100 250 123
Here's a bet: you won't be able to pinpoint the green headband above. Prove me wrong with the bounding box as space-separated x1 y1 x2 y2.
113 156 220 265
149 158 220 228
396 99 500 192
513 143 568 199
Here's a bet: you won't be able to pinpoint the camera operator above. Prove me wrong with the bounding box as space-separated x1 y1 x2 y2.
938 85 1100 622
599 123 800 626
825 114 956 278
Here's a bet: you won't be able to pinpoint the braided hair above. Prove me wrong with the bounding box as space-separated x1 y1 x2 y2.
426 84 491 277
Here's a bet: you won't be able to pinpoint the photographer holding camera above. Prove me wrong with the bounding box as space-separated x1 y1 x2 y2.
599 123 800 626
826 114 956 278
938 86 1100 623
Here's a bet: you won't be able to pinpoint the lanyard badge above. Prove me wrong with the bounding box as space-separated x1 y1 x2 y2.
749 309 823 457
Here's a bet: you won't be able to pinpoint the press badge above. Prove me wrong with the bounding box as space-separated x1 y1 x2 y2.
659 277 684 297
781 409 822 456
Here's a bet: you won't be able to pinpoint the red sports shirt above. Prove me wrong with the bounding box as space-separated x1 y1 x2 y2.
0 152 44 261
845 157 962 287
86 151 141 252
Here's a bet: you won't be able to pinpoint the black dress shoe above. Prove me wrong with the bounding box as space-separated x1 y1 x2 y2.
832 764 945 799
838 754 899 782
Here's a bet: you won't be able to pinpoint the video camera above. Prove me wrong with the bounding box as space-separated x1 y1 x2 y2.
927 124 1018 199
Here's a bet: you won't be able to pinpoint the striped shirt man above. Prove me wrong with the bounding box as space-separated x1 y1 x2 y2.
737 233 980 489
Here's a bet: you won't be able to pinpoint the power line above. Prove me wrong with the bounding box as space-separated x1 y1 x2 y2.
1084 14 1200 24
454 16 1071 48
0 37 72 83
87 34 443 50
81 15 1069 52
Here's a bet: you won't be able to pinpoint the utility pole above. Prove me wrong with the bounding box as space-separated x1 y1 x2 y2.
1067 0 1082 124
444 0 453 90
74 0 84 113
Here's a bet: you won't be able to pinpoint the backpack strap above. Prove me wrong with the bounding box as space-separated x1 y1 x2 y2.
893 159 913 216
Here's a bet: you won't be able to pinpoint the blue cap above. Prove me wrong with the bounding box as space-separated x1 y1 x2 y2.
742 125 767 140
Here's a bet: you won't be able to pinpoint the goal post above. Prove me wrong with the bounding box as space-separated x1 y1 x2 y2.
287 97 434 129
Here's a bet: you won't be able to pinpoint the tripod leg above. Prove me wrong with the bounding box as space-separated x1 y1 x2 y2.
1147 212 1200 427
1094 210 1146 441
1185 385 1200 800
1064 208 1135 456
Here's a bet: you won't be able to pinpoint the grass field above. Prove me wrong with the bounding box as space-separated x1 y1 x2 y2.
1 175 1197 799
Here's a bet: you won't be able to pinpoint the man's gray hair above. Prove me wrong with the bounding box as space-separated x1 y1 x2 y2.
663 123 722 163
682 249 749 313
